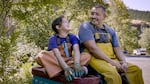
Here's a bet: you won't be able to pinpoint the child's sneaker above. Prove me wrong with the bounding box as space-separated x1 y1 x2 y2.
82 66 88 76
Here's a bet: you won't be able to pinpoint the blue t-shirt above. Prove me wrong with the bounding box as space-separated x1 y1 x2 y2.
48 34 79 51
78 22 120 47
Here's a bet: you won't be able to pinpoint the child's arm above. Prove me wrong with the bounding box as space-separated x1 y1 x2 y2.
73 44 80 64
52 48 69 69
52 48 74 81
73 44 84 77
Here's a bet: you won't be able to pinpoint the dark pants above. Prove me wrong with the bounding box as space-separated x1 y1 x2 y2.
87 65 106 84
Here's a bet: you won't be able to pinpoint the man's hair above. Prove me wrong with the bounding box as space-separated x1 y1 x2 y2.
92 4 106 12
52 15 64 34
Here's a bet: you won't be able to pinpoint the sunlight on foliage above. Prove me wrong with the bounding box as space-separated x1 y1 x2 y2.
0 0 149 83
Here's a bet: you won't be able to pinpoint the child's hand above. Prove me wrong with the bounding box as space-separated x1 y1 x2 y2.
74 63 84 77
64 67 75 82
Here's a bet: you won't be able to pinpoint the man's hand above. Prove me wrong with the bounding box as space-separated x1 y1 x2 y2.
111 61 124 72
64 67 75 82
120 61 128 73
74 63 84 77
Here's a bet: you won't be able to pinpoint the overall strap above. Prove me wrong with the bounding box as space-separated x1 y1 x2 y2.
66 34 70 43
63 41 70 58
104 27 112 42
55 34 71 58
56 35 61 45
93 26 112 43
56 34 70 45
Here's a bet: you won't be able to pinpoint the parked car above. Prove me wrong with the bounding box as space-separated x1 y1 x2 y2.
133 48 146 55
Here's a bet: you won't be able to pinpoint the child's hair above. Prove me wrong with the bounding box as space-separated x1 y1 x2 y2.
52 15 65 34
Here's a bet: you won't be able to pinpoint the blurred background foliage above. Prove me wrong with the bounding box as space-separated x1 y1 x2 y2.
0 0 150 83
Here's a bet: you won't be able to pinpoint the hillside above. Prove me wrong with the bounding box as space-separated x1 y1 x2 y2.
128 9 150 29
128 9 150 22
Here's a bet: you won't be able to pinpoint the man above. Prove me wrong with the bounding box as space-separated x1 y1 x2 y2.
78 4 144 84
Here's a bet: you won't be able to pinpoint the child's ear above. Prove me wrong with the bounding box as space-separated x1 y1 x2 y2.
56 25 59 29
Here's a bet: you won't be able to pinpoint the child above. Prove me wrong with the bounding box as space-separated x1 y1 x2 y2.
36 15 90 81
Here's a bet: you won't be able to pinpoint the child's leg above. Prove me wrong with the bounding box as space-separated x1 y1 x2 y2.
65 52 91 67
36 50 62 78
80 52 91 66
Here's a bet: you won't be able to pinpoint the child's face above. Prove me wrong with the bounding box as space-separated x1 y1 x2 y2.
59 17 71 31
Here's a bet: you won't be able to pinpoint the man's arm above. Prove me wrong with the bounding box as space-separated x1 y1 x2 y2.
114 47 128 72
114 47 126 62
83 40 122 67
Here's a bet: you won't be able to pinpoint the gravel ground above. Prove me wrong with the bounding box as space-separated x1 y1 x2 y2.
126 56 150 84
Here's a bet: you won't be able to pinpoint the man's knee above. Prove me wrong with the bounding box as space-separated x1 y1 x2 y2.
128 64 142 73
105 70 120 78
104 70 122 84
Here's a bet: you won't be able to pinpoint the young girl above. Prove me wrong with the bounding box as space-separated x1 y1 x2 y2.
36 15 90 81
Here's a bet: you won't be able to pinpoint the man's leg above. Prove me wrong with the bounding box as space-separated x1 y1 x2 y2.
126 63 144 84
89 56 122 84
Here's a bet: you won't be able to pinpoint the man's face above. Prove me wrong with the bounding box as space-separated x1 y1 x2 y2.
90 7 105 27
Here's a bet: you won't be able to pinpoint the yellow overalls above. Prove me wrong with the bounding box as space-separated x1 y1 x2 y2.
86 31 144 84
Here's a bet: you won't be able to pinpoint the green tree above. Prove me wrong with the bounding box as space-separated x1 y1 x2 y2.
1 0 145 83
0 0 19 83
139 28 150 53
11 0 107 49
105 0 138 52
11 0 63 49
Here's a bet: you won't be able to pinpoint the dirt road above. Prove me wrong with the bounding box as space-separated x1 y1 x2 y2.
126 56 150 84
